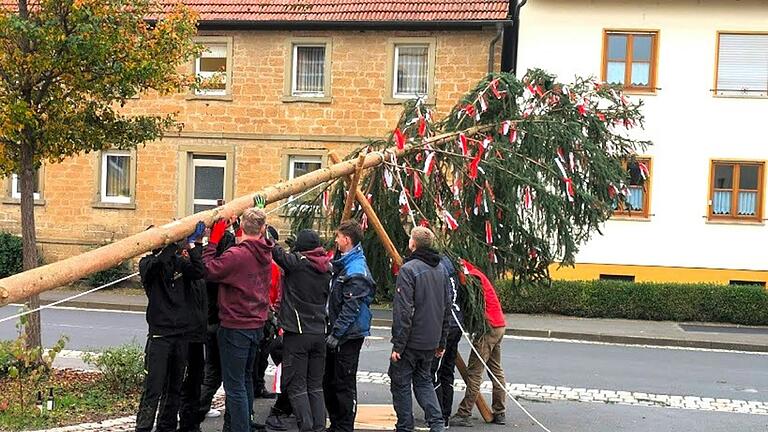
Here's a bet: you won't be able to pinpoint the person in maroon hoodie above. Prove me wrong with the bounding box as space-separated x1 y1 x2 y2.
203 207 273 432
450 260 507 428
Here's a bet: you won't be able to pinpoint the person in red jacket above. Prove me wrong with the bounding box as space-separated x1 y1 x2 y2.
450 259 507 428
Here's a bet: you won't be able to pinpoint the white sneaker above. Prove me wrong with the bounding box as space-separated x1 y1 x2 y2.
206 408 222 418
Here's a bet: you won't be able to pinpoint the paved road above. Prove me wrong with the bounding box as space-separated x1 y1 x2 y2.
2 305 768 431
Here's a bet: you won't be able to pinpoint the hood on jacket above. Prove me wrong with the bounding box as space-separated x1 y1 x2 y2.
239 237 274 265
333 243 370 277
407 247 441 267
300 246 332 273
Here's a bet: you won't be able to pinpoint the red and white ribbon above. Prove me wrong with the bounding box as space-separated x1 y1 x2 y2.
485 220 493 244
418 117 427 137
458 133 469 156
383 168 394 189
423 151 436 176
523 186 533 210
639 161 650 180
394 128 406 150
413 174 423 199
442 209 459 230
479 94 488 112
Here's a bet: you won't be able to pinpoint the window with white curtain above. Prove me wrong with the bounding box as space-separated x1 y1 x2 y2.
710 161 764 221
602 31 658 91
292 45 326 96
195 43 228 96
394 45 429 98
11 171 41 200
101 151 132 204
715 33 768 97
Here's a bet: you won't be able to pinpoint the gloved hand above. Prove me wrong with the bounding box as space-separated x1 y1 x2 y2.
209 218 229 245
186 221 206 244
253 194 266 209
285 235 296 249
325 334 340 350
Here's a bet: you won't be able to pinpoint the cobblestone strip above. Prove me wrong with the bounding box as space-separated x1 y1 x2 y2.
355 371 768 416
36 366 767 431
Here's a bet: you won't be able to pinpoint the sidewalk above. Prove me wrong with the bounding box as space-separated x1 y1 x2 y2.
38 289 768 352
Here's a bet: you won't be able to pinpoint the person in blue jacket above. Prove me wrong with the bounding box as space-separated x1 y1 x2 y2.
323 220 376 432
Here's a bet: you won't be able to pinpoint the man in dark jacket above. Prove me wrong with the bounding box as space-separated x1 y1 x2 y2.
135 225 205 432
431 256 463 427
203 207 273 432
389 226 450 432
324 220 375 432
272 229 332 432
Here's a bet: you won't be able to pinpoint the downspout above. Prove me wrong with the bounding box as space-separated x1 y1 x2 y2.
487 23 504 73
500 0 528 74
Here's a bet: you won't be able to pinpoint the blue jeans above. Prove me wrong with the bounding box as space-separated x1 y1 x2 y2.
389 348 445 432
219 326 264 432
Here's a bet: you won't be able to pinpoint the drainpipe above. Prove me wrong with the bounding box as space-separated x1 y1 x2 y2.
487 23 504 73
501 0 528 74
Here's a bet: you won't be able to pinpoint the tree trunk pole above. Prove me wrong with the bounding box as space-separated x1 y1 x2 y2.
0 126 487 306
328 151 493 423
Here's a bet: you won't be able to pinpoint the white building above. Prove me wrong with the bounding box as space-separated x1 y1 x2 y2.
518 0 768 284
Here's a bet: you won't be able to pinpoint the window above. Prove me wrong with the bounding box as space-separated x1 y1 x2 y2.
100 151 132 204
715 33 768 97
292 45 326 96
613 158 651 218
602 31 658 92
385 38 436 104
709 161 764 221
288 155 323 203
193 37 233 97
191 155 226 214
10 170 41 200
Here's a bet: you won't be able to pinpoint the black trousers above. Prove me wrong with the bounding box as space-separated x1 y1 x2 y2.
431 327 462 423
178 341 205 431
198 324 222 421
323 338 364 432
268 339 293 416
283 333 326 432
253 330 278 393
135 334 188 432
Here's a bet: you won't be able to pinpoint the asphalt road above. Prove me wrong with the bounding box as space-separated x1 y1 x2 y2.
2 305 768 431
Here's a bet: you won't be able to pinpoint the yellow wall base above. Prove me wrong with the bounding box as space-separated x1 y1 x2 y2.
550 263 768 285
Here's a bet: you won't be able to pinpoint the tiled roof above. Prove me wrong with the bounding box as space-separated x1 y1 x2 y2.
170 0 510 22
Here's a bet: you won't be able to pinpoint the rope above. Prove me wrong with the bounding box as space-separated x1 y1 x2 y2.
452 308 553 432
0 183 329 324
0 272 139 324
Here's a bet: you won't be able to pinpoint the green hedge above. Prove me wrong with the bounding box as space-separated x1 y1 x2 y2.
497 279 768 326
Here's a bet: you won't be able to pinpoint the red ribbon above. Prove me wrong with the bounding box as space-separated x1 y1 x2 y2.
418 117 427 137
395 128 406 150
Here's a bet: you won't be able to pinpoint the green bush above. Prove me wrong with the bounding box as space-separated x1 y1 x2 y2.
85 262 132 288
497 279 768 325
0 232 23 278
83 343 145 393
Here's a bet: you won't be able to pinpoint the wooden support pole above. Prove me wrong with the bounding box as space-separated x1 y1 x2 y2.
328 151 493 423
341 152 367 221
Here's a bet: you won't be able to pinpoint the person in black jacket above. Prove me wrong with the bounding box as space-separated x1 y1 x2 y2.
271 229 332 432
135 224 206 432
197 229 236 426
431 256 464 427
389 226 450 432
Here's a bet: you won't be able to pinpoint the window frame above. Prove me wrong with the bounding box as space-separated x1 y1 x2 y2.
93 149 137 209
284 38 333 102
708 160 765 222
191 155 227 214
713 31 768 98
384 37 437 105
176 145 235 218
280 149 327 215
190 36 234 101
601 29 659 94
5 167 44 205
612 157 652 220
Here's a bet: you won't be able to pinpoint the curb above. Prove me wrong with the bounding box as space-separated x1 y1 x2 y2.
39 298 146 313
37 300 768 354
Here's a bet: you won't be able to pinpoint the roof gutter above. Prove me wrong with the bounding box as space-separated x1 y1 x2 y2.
500 0 528 74
195 19 508 31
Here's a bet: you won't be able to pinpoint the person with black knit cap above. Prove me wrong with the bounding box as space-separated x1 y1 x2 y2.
271 229 332 432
